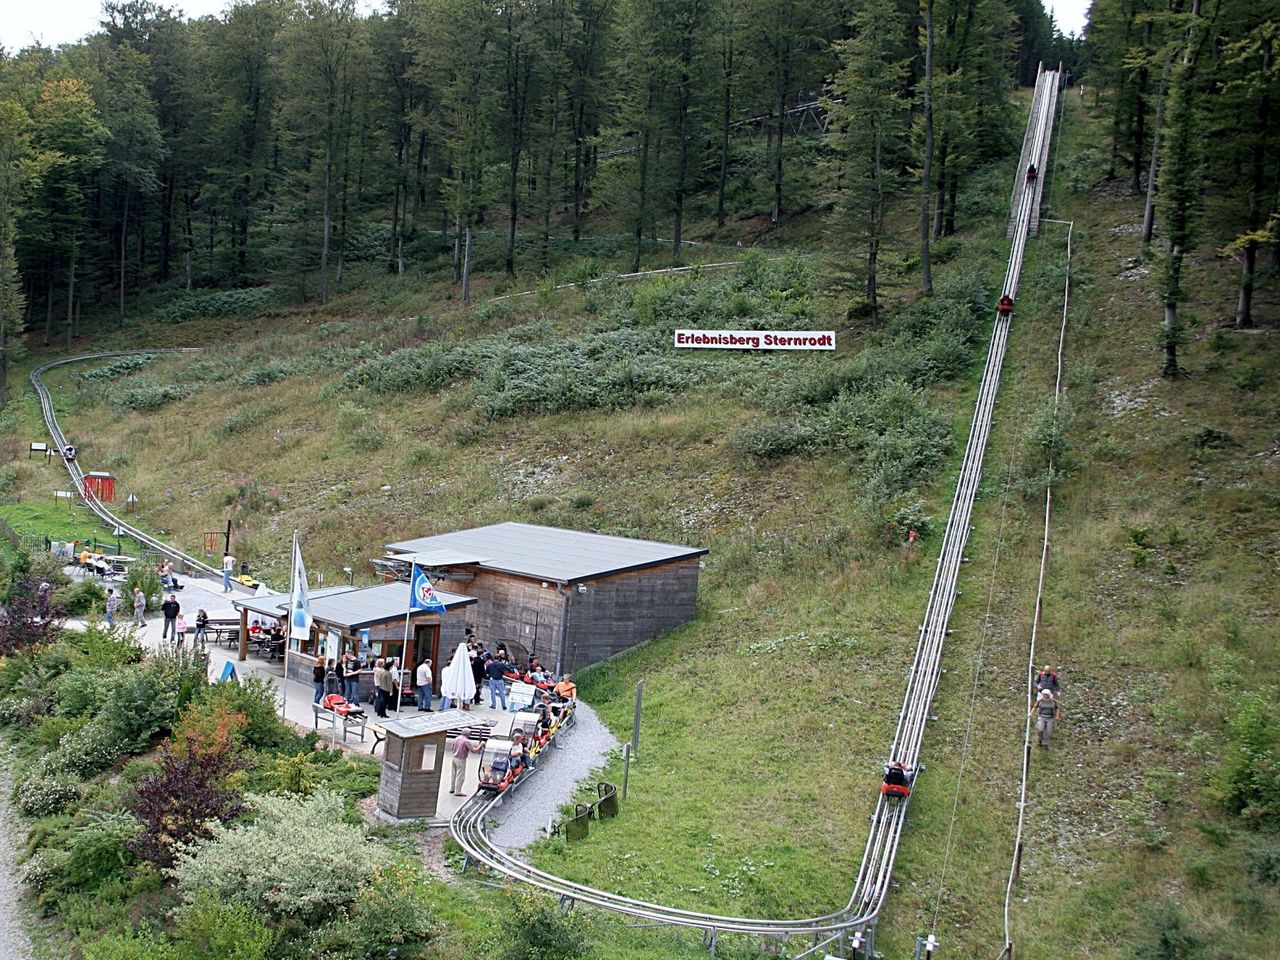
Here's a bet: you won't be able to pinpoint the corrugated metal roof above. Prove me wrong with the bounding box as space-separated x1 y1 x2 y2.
234 582 475 629
385 521 707 583
379 708 478 738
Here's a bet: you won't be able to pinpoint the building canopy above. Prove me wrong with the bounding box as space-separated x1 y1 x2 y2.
385 521 707 585
234 581 475 630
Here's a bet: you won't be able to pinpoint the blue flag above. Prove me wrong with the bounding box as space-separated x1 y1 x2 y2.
409 564 447 613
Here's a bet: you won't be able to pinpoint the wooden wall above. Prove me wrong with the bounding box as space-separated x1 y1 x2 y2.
376 731 446 819
437 559 701 672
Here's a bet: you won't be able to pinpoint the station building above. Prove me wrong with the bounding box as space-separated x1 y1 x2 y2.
381 522 707 674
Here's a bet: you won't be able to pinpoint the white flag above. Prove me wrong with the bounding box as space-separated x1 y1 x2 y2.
290 536 313 641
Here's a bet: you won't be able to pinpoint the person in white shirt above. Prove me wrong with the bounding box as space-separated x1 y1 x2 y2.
415 658 433 711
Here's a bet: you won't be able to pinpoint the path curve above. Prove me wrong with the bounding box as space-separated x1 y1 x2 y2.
0 767 36 960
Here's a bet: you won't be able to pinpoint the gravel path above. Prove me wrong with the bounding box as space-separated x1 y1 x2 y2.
0 768 35 960
487 701 619 850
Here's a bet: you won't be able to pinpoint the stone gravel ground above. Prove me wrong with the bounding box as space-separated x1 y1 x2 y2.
487 701 619 851
0 767 35 960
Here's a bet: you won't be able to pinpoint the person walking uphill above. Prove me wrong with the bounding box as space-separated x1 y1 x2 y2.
160 594 180 642
222 553 235 592
1031 689 1060 748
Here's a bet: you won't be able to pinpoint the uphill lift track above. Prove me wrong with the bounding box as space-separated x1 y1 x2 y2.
27 65 1066 960
29 349 221 580
448 63 1066 960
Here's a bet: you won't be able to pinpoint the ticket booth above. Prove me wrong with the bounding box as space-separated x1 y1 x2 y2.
83 471 117 502
375 709 475 823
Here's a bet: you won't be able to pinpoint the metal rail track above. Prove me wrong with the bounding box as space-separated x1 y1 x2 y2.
29 350 221 579
448 66 1065 958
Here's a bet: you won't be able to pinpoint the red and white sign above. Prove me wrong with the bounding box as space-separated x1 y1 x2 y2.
673 329 836 351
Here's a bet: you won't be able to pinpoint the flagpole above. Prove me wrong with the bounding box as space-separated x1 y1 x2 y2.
397 573 412 720
281 530 295 720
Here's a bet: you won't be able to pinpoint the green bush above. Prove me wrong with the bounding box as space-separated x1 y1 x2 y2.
234 360 295 387
496 891 589 960
102 650 209 751
194 677 295 751
171 895 275 960
15 770 81 816
304 862 436 959
115 384 194 412
80 930 176 960
56 579 106 616
64 620 146 670
170 790 392 921
81 355 155 382
58 811 143 893
153 287 281 325
23 848 72 893
47 716 126 778
56 667 108 717
1219 690 1280 828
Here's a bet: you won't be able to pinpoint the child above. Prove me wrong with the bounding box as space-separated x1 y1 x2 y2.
174 612 187 648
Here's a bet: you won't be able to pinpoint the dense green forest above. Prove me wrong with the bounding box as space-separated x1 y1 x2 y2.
0 0 1080 388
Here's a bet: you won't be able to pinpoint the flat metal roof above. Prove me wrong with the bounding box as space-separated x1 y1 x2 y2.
378 708 477 738
385 521 707 584
234 582 475 630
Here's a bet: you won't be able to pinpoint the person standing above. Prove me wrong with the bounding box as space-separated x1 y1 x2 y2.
450 732 482 795
387 657 402 713
333 656 346 699
372 658 390 718
194 609 209 647
1031 690 1060 748
485 654 509 711
342 652 361 705
160 594 180 641
132 586 146 625
174 612 188 648
313 656 326 704
37 581 52 620
1034 665 1060 696
104 588 118 626
470 642 485 705
222 552 235 592
416 658 434 711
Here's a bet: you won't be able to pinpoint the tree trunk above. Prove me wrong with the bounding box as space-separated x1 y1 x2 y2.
920 0 934 297
633 111 652 273
771 88 786 223
1163 248 1182 377
43 273 53 346
573 100 586 242
65 236 77 350
461 227 473 305
716 37 733 228
453 213 462 282
119 188 130 321
1236 35 1270 327
673 40 692 263
320 148 333 304
1141 63 1168 245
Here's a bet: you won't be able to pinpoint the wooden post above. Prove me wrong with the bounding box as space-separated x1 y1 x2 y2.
239 606 249 662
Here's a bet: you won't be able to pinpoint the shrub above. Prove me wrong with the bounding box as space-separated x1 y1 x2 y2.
170 790 393 920
497 891 589 960
15 770 81 816
194 677 294 751
123 568 162 612
80 931 177 960
0 574 65 656
64 620 145 669
1219 690 1280 828
55 579 106 616
102 650 208 751
81 355 155 382
153 287 281 325
55 667 108 717
128 709 249 868
58 811 143 893
234 360 295 387
115 384 193 412
171 895 275 960
47 716 126 778
24 848 71 893
304 862 436 959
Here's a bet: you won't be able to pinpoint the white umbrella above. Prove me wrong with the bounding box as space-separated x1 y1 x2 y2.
440 642 476 706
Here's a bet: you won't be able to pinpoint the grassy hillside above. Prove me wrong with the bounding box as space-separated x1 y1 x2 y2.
2 89 1277 960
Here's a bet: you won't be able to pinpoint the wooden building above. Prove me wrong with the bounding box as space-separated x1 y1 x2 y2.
233 581 476 688
374 709 475 823
383 522 707 674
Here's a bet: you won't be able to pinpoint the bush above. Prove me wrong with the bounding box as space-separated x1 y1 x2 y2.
194 677 295 751
63 620 145 669
58 811 143 893
171 895 275 960
170 790 393 920
304 862 436 959
55 579 106 616
102 650 208 751
47 716 126 778
153 287 281 325
24 848 71 893
81 355 155 382
128 709 249 868
15 770 81 816
80 931 177 960
496 891 589 960
124 566 162 610
234 360 295 387
115 384 194 412
55 667 109 717
1219 690 1280 828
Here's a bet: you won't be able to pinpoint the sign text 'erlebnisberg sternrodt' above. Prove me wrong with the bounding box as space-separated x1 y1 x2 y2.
673 329 836 351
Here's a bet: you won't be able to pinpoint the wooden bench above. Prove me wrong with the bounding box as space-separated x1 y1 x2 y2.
312 702 369 743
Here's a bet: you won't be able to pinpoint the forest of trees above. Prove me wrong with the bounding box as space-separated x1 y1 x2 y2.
0 0 1076 386
1083 0 1279 373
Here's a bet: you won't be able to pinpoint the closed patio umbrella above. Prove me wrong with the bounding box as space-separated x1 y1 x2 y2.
440 642 476 708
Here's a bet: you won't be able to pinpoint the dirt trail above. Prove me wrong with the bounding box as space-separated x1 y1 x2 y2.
0 768 36 960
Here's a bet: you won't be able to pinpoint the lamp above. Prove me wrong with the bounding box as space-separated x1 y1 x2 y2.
343 566 353 585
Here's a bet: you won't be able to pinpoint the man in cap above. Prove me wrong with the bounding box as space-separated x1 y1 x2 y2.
1031 689 1060 748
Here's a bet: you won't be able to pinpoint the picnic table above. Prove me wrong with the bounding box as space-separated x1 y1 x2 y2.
313 701 369 743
